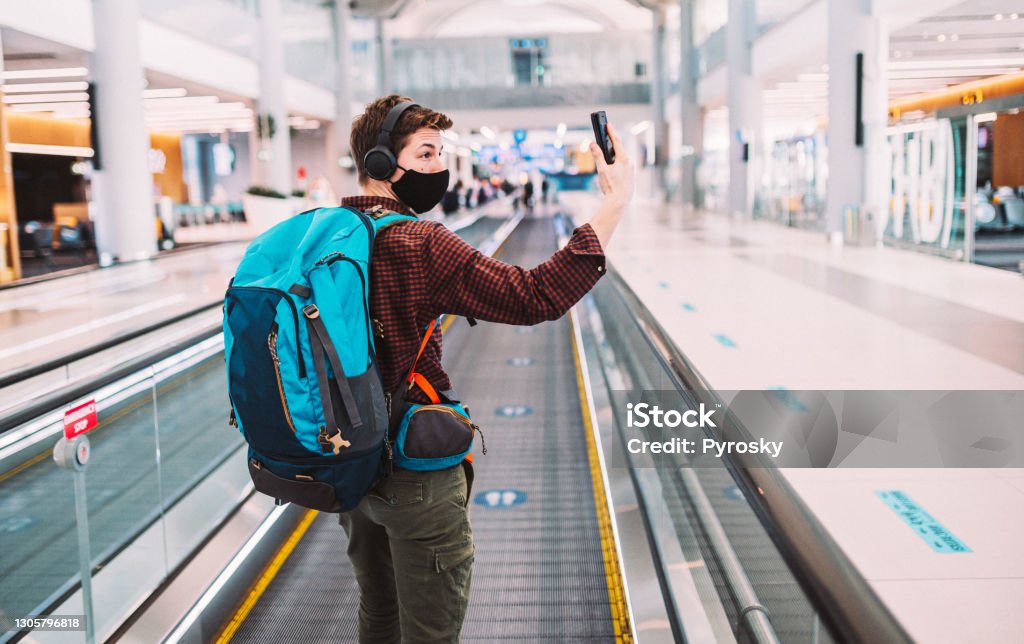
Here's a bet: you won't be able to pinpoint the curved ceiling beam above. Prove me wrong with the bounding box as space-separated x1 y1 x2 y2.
415 0 623 37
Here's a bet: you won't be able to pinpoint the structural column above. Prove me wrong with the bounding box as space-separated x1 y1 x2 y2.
375 18 393 94
327 0 355 197
90 0 156 264
826 0 888 237
679 0 703 211
256 0 292 193
651 5 669 201
0 32 21 282
726 0 761 218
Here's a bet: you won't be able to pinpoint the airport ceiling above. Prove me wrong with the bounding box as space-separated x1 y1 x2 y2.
1 0 1022 133
357 0 658 35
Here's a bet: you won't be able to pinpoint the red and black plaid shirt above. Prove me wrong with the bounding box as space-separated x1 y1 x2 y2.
340 195 606 403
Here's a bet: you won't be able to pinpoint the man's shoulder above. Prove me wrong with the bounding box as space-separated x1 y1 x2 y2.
374 217 444 247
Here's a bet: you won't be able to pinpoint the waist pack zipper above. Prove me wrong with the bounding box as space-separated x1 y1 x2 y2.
410 406 486 455
268 326 298 434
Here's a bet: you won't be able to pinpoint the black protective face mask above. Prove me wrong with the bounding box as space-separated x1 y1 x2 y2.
390 167 450 214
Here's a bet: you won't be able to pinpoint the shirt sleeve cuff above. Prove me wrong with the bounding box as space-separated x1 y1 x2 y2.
566 223 607 274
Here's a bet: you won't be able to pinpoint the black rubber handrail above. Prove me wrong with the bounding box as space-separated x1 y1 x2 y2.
0 324 222 435
605 268 912 644
0 301 223 390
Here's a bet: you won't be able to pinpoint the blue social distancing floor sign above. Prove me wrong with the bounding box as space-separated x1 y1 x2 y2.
475 489 527 508
876 490 971 553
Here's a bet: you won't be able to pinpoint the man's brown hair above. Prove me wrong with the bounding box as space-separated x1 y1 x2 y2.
350 94 453 185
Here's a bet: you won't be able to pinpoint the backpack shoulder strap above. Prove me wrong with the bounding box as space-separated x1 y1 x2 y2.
365 205 417 234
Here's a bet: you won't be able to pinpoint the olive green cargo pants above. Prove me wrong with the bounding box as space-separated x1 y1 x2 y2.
339 464 474 643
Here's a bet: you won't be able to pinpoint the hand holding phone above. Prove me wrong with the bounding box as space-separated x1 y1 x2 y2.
590 111 615 165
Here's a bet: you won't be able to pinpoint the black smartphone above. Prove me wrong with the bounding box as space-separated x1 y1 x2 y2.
590 111 615 165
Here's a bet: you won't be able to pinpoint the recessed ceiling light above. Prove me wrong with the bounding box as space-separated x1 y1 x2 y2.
950 34 959 42
994 13 1003 21
1011 13 1019 20
937 34 947 42
894 50 903 58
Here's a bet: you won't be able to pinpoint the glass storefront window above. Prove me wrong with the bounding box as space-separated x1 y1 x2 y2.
885 119 963 255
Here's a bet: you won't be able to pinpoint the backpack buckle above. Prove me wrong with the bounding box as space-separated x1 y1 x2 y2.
318 425 351 454
303 304 320 319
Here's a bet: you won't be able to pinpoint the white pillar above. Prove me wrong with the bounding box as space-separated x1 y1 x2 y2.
375 18 393 94
826 0 888 237
679 0 703 210
458 149 473 187
651 6 669 201
256 0 292 193
726 0 760 218
90 0 155 264
327 0 355 198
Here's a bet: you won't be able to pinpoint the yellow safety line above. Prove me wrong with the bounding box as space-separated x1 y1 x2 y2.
0 450 49 484
215 509 320 643
568 316 633 642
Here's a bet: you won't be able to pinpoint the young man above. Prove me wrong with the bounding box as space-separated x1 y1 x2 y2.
339 94 634 643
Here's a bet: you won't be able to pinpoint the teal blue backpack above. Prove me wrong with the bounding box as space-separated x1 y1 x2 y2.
223 205 414 512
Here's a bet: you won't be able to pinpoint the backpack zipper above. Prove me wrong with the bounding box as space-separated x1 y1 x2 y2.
313 253 373 360
268 326 298 434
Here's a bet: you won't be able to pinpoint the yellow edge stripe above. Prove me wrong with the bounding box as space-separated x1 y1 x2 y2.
215 509 320 643
568 315 634 643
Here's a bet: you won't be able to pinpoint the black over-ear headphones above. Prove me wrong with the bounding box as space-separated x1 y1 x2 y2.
363 101 419 181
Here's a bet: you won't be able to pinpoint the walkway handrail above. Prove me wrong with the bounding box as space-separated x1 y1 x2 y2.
606 268 913 644
0 201 512 391
0 206 519 438
0 300 223 390
0 325 223 436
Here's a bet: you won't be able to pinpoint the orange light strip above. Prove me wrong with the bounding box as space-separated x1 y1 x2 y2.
889 71 1024 119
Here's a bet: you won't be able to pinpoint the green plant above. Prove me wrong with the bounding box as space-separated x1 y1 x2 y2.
291 189 307 198
246 185 288 199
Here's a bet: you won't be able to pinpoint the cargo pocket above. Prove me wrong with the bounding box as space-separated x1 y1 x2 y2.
434 539 474 575
368 480 424 508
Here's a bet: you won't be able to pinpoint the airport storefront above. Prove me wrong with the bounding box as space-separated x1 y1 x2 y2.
887 74 1024 271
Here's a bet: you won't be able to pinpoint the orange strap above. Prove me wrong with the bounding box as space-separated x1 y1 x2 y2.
406 319 437 382
406 319 440 404
411 372 440 405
